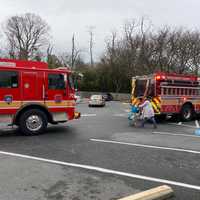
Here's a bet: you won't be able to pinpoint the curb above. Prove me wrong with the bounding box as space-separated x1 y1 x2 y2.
118 185 174 200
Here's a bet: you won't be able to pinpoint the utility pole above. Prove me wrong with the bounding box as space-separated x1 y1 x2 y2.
71 33 75 69
88 26 95 67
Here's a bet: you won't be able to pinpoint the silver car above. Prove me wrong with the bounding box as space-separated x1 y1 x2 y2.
89 95 105 107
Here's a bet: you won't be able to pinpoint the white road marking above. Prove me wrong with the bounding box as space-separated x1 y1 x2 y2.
0 150 199 191
112 131 200 139
90 139 200 155
113 114 127 117
81 114 97 117
153 131 200 138
122 102 129 105
195 120 200 128
168 123 196 129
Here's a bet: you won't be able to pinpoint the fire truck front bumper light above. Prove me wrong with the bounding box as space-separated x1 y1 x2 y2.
74 112 81 119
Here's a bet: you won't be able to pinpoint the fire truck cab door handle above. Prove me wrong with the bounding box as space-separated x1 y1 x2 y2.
42 85 48 100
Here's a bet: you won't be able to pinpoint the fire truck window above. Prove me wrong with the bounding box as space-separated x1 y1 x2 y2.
134 80 147 97
0 71 18 88
48 74 65 90
148 83 155 96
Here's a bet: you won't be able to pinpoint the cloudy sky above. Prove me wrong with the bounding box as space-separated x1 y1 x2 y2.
0 0 199 61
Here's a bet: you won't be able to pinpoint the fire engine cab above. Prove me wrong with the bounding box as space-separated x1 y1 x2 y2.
131 72 200 121
0 59 80 135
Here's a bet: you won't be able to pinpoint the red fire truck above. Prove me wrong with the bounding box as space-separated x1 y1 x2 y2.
131 72 200 121
0 58 80 135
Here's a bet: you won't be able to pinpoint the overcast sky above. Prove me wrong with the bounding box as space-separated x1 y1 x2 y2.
0 0 199 61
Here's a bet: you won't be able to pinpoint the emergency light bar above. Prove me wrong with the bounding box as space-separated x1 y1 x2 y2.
155 75 166 80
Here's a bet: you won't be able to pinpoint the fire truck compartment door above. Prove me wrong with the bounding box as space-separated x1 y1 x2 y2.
22 72 38 100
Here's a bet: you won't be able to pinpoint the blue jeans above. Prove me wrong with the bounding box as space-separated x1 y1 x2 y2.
141 116 157 128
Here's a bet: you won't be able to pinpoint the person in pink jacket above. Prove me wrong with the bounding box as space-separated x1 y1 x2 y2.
139 96 157 129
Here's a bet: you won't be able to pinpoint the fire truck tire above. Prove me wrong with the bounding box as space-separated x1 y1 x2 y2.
180 104 194 121
19 109 48 136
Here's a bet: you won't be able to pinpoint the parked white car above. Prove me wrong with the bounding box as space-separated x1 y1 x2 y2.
89 95 105 107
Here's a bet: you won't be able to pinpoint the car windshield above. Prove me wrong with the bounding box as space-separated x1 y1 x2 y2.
91 95 102 100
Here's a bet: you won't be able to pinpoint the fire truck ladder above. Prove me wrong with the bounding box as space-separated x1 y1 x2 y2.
161 85 200 96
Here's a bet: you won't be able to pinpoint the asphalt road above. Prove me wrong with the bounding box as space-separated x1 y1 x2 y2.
0 101 200 199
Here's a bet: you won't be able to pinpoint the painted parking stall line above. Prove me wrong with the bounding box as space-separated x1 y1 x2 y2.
90 138 200 155
0 150 199 191
113 114 127 117
153 131 200 138
168 123 196 129
122 102 130 105
81 114 97 117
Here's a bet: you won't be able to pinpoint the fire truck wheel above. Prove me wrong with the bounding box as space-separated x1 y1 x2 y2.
19 109 48 136
180 104 194 121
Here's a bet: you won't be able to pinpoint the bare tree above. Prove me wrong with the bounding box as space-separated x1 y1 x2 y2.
46 44 62 69
4 13 50 60
189 31 200 75
80 19 200 93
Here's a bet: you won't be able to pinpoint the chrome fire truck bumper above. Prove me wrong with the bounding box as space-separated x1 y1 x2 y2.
52 112 68 123
51 112 80 123
0 115 14 128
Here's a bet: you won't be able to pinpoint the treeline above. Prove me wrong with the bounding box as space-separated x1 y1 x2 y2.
1 14 200 93
78 19 200 93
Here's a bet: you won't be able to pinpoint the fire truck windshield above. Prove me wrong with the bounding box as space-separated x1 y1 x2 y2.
134 79 155 97
134 79 147 97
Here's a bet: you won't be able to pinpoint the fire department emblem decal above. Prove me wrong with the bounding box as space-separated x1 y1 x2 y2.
55 95 62 103
4 95 13 104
